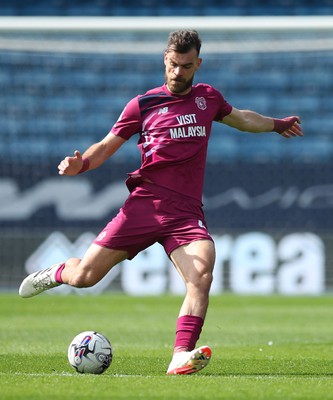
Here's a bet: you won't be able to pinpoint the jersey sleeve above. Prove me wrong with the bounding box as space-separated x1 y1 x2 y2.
110 97 142 140
214 90 233 122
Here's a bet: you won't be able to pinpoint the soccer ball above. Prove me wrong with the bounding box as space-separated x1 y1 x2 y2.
68 331 113 374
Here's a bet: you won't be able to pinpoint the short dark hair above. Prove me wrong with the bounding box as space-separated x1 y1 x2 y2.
166 30 202 55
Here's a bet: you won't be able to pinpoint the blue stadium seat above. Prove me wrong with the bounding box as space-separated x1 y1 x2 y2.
0 0 332 16
1 26 332 163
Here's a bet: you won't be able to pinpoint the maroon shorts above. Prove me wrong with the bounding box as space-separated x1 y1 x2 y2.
93 182 213 259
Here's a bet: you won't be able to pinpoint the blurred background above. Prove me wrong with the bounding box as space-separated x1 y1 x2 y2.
0 1 333 295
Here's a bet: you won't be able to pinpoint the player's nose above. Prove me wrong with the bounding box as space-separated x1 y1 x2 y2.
174 66 183 76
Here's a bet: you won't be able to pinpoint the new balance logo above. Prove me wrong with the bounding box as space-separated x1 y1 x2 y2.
158 107 168 114
198 220 206 229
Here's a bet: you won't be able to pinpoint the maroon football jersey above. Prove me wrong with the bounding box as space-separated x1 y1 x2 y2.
111 83 232 201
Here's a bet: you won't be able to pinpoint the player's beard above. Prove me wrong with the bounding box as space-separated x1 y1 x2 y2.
165 73 194 94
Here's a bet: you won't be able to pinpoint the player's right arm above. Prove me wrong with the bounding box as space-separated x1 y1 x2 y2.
58 133 126 176
58 97 141 176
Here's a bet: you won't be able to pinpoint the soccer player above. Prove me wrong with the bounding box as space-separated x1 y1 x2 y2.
19 30 303 375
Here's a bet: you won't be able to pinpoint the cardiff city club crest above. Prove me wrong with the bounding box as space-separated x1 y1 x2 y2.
195 97 207 110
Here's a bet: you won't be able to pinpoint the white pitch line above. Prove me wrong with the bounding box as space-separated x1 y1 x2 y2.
0 372 151 378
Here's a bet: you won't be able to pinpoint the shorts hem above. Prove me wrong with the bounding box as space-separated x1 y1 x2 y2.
92 241 135 260
166 236 214 257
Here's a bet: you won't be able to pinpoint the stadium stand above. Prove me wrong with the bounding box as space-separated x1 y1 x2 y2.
1 2 332 164
0 0 332 16
1 41 332 163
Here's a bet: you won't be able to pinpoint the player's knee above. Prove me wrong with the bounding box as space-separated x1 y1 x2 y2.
202 270 213 289
193 269 213 292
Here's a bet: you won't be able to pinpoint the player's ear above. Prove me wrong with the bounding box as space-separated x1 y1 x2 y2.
163 51 168 66
196 57 202 70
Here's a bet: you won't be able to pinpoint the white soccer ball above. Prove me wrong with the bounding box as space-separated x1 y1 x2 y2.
68 331 113 374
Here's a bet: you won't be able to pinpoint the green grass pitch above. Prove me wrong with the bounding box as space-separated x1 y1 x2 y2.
0 293 332 399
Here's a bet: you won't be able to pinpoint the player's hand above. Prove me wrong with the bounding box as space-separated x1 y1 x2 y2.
273 116 303 138
58 150 83 176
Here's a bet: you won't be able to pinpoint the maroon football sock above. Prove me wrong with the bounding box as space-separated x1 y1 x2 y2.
173 315 204 353
55 263 65 283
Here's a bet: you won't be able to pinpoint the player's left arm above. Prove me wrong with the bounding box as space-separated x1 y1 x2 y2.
221 107 303 138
